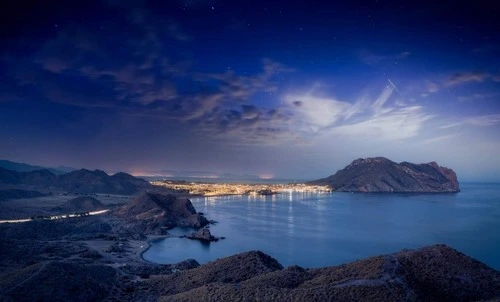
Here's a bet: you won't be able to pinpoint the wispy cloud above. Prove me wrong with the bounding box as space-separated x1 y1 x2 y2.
457 92 499 102
445 71 489 86
440 114 500 129
425 81 439 93
419 71 498 97
420 134 459 145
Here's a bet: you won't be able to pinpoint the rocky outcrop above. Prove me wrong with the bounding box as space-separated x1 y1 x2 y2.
114 193 209 237
148 244 499 302
310 157 460 193
185 227 219 242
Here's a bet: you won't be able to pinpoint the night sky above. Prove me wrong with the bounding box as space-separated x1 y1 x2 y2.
1 0 499 181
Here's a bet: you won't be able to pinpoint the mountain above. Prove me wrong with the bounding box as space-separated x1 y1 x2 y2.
114 193 209 237
0 159 72 175
0 167 152 195
311 157 460 193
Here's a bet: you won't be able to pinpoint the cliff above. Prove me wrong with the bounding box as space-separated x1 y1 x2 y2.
311 157 460 193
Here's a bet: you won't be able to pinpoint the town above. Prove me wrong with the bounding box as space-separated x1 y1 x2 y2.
151 180 332 196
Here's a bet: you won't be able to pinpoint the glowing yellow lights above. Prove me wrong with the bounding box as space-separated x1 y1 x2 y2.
151 180 332 197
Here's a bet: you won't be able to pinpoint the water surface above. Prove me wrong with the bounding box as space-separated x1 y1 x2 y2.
143 183 500 269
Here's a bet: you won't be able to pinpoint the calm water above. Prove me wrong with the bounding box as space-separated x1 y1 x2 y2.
143 183 500 270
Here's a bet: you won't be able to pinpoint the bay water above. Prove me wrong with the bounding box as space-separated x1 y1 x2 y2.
143 183 500 269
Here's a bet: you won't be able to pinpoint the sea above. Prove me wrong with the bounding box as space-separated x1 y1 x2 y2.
142 182 500 270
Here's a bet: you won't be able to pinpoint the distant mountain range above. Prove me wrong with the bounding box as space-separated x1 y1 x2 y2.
310 157 460 193
0 159 75 175
0 167 152 195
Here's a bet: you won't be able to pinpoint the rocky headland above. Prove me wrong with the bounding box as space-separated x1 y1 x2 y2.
112 193 209 238
311 157 460 193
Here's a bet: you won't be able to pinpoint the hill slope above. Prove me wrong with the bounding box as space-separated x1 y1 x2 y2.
54 196 106 213
310 157 460 193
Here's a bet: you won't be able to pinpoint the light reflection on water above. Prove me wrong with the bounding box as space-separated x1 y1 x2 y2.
143 183 500 269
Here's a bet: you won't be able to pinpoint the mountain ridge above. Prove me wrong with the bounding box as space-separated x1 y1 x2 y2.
0 167 152 195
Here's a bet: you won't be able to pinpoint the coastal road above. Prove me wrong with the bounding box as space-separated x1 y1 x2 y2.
0 209 109 224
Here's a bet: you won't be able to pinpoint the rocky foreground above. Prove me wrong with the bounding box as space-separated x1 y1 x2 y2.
0 243 499 301
311 157 460 193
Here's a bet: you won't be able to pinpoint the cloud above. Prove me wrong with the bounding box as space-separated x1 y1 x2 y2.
419 71 498 97
283 86 433 141
420 134 458 145
445 72 489 86
425 81 439 93
440 114 500 129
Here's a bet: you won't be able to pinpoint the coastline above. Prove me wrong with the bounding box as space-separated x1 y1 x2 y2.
138 235 167 263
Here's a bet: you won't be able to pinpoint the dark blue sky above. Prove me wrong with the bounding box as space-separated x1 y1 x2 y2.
1 0 499 180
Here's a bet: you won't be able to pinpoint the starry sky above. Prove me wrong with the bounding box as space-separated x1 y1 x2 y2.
0 0 499 181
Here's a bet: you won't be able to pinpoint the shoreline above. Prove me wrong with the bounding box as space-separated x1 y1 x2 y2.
138 235 167 263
